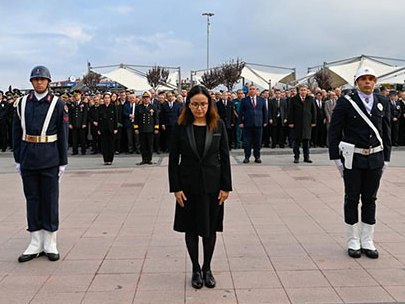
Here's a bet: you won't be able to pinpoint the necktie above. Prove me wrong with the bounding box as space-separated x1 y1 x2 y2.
169 102 172 109
251 97 256 108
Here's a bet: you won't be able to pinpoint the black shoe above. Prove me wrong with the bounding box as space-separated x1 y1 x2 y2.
304 159 313 163
361 248 379 259
72 152 78 155
155 150 161 155
18 252 44 263
254 159 262 163
91 151 98 155
147 161 153 165
243 158 250 164
81 151 86 155
137 161 146 165
348 248 362 258
293 159 299 164
203 270 216 288
191 271 203 289
45 252 60 261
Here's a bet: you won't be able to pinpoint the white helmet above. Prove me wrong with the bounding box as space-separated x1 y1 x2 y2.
354 67 377 83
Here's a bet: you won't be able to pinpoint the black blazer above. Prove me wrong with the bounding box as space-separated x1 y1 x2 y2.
168 120 232 195
97 103 118 134
328 92 391 169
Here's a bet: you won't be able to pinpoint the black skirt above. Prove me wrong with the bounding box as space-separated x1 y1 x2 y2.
173 192 224 237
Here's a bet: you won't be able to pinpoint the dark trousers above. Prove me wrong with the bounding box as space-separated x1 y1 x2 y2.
0 122 7 151
262 124 271 147
71 127 87 154
114 127 123 153
163 125 175 152
21 166 59 232
140 132 154 162
100 132 115 163
126 127 135 152
271 118 285 148
243 127 263 160
392 121 399 145
153 131 161 152
343 167 383 225
293 139 310 160
399 119 405 145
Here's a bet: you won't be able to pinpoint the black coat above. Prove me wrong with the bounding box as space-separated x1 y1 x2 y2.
216 99 235 129
269 98 287 126
168 120 232 195
328 92 391 169
97 103 118 134
68 100 88 129
161 101 183 127
134 103 159 133
287 95 316 141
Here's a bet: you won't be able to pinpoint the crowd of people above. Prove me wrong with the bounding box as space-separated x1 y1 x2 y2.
2 83 405 163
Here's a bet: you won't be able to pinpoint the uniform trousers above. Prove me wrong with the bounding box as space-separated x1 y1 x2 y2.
140 132 154 162
71 128 87 154
391 120 399 145
21 166 59 232
243 127 262 160
0 122 7 151
271 117 285 148
343 167 383 225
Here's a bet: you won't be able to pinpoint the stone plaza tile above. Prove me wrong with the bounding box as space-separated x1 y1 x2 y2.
271 255 318 271
185 289 237 304
322 269 379 287
367 268 405 286
30 292 85 304
53 259 102 275
88 273 138 292
277 270 331 288
98 259 143 274
0 274 48 293
385 286 405 302
145 245 186 259
335 286 396 303
231 271 282 289
0 292 35 304
137 272 185 291
235 288 290 304
133 289 185 304
285 287 342 304
228 256 274 272
81 291 135 304
40 274 94 293
65 237 115 260
311 255 362 270
142 256 185 273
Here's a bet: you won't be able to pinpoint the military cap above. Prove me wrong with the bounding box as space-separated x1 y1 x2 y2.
142 91 151 97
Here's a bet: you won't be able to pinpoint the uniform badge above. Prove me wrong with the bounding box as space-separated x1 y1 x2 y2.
150 109 154 114
64 105 69 113
397 105 401 110
377 103 383 111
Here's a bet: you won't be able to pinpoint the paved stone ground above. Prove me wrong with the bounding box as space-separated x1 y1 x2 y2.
1 148 405 304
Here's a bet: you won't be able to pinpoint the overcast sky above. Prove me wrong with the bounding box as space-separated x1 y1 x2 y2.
1 0 405 89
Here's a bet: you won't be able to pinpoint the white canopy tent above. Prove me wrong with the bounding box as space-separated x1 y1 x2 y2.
324 55 403 87
378 66 405 84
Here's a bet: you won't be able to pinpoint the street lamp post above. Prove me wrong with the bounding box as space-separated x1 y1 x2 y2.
202 12 214 70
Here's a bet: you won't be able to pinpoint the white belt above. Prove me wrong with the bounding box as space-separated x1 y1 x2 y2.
354 145 383 156
23 134 58 143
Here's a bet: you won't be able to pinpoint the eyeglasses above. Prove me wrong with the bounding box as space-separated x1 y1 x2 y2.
189 102 209 108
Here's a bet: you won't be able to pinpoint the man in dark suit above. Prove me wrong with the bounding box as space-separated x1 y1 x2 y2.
329 67 391 259
216 92 235 150
269 89 287 148
288 85 316 163
311 91 327 147
238 84 268 163
260 89 271 147
161 92 183 152
388 90 401 146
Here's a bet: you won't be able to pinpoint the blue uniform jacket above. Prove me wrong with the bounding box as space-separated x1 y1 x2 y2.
328 92 391 170
13 93 69 170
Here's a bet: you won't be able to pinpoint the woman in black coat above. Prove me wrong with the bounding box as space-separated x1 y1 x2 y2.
97 92 118 165
169 85 232 289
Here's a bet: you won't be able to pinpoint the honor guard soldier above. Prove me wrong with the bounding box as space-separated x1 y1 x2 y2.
68 90 88 155
328 67 391 259
134 91 159 165
13 66 69 262
0 90 11 152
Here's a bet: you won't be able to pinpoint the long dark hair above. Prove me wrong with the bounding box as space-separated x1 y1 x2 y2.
177 85 219 131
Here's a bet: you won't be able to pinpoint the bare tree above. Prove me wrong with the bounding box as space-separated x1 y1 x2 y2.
220 58 245 91
313 68 332 91
200 68 222 89
82 71 102 91
146 66 169 89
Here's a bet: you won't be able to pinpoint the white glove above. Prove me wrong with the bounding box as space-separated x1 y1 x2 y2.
334 159 344 177
16 163 21 175
58 165 67 182
383 161 389 172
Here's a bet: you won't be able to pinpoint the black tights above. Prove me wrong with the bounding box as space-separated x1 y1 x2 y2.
185 232 217 272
